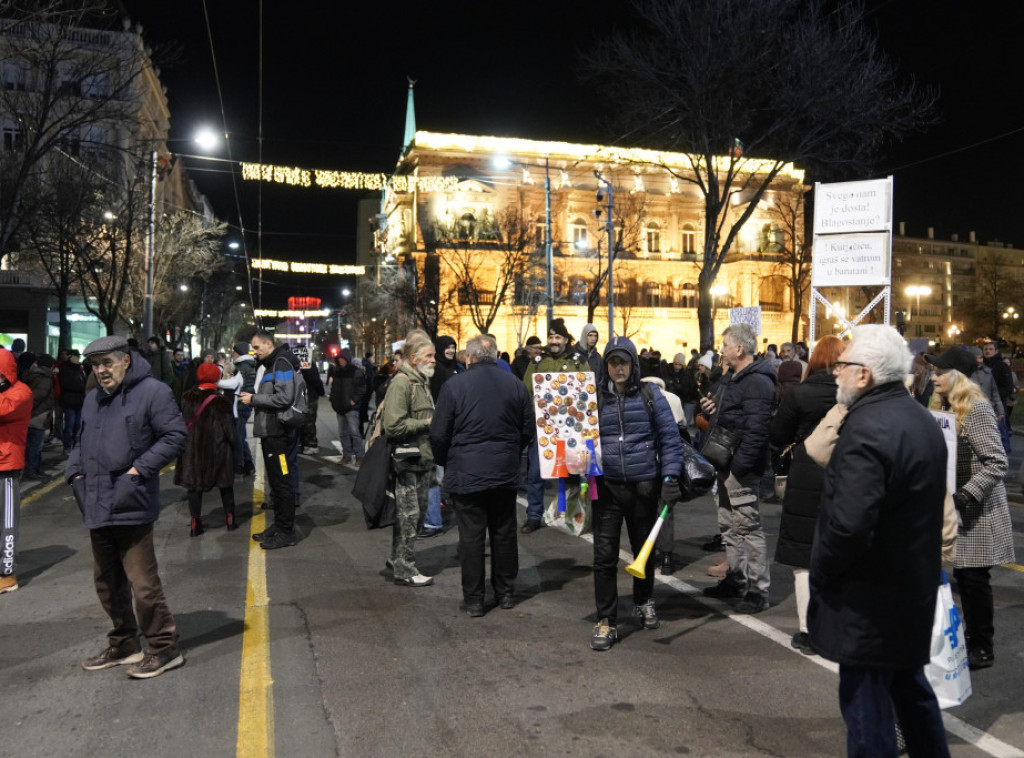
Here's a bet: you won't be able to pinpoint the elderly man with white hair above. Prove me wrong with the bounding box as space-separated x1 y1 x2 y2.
809 325 950 757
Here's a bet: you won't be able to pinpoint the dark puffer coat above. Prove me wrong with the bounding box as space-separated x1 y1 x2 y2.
429 359 533 494
597 337 683 483
769 370 837 568
66 353 186 529
808 381 947 667
175 387 236 491
708 356 778 478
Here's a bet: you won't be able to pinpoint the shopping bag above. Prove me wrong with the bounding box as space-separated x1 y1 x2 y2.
543 482 591 536
924 572 972 709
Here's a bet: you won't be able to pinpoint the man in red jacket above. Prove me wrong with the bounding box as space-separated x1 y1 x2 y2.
0 347 34 594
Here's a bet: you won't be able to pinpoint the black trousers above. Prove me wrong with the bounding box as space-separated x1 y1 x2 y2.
261 434 296 532
451 488 518 605
954 566 994 651
592 478 658 624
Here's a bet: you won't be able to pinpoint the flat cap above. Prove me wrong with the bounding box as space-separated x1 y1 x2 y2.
83 335 130 357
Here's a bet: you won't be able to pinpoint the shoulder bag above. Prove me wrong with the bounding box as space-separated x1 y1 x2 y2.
700 423 741 472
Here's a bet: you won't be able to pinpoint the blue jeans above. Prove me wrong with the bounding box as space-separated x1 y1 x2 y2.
25 427 45 476
526 443 545 523
838 665 949 758
425 466 443 528
234 405 254 472
62 407 82 451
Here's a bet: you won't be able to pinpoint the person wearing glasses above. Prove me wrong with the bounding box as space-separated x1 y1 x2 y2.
926 347 1013 671
809 325 950 757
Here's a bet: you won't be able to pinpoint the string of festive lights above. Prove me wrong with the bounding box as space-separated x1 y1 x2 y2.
253 309 331 319
249 259 366 275
240 162 457 192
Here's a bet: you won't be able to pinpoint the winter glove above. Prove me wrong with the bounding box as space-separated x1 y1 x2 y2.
661 476 683 507
952 490 976 511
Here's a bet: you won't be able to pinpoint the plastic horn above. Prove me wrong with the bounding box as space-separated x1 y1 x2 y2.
625 503 670 579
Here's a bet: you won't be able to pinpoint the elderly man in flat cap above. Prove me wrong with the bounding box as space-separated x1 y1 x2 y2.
67 336 187 679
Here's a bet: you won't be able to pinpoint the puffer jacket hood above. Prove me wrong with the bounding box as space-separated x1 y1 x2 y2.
0 348 17 384
602 336 641 394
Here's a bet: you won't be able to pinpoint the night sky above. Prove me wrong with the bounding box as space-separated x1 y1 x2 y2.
120 1 1024 309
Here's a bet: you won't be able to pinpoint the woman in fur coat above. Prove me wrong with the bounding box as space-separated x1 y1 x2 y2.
175 362 237 535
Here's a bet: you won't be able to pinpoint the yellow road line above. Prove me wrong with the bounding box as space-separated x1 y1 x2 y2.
21 477 63 507
1003 563 1024 574
237 482 273 757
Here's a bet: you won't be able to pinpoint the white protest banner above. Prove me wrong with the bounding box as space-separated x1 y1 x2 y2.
813 177 893 234
729 306 762 336
930 410 957 494
811 233 892 287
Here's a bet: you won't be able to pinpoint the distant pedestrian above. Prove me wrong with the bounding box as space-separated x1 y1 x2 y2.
0 347 34 595
429 335 533 615
217 342 257 476
68 336 187 678
146 337 174 387
23 353 55 480
57 349 86 453
176 363 238 536
241 331 302 550
328 349 366 465
300 362 325 455
382 331 436 587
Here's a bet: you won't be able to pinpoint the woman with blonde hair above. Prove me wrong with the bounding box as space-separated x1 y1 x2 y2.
926 347 1014 670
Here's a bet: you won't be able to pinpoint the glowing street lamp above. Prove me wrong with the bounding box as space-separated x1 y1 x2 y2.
905 285 931 322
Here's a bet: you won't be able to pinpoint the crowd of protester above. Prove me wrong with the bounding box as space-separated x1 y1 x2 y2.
1 321 1019 757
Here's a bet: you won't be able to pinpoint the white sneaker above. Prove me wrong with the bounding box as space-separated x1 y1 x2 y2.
395 574 434 587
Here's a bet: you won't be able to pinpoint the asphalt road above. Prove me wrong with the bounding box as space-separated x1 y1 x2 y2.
4 399 1024 757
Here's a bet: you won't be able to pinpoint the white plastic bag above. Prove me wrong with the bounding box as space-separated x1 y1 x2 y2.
924 573 972 709
542 482 592 536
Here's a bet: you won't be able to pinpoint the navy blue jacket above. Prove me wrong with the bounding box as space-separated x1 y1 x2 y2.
598 337 683 483
429 359 533 494
709 356 778 478
67 352 187 529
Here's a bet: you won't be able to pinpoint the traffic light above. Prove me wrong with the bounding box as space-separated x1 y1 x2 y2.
328 345 340 357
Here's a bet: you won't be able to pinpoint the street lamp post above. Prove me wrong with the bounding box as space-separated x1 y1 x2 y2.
594 172 615 338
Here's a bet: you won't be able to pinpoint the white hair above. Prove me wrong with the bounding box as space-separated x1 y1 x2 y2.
846 325 911 385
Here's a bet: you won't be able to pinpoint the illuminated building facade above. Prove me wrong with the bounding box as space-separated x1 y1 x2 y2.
376 131 808 352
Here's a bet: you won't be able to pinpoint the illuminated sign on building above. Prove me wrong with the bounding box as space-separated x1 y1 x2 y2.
250 259 365 275
240 163 457 193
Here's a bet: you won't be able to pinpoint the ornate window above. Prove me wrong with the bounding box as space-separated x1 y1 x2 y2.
681 224 697 255
646 222 661 254
571 218 588 251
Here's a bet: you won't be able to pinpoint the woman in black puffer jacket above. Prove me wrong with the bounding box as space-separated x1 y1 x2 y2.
768 335 844 655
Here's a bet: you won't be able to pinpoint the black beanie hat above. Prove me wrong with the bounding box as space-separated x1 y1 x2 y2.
548 318 572 341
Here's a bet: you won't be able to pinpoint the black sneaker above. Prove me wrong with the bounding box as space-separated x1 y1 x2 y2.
735 591 770 614
590 619 618 651
791 632 815 655
520 520 543 534
701 534 725 552
633 600 660 630
417 526 442 539
80 645 144 671
252 524 279 542
125 648 185 679
259 529 298 550
968 648 994 670
498 594 515 610
703 580 747 599
461 602 485 618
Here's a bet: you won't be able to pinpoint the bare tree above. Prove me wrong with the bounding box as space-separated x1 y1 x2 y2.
962 252 1024 339
767 185 811 342
585 0 933 348
583 187 647 324
435 205 542 335
0 1 154 265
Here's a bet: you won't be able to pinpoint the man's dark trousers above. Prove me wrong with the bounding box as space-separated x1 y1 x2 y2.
262 435 296 532
838 664 950 758
90 524 178 655
452 488 518 605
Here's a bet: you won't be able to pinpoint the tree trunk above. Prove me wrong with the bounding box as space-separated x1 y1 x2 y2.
791 296 803 343
697 279 715 351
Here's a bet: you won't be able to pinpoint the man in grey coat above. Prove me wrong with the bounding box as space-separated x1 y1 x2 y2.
68 336 187 679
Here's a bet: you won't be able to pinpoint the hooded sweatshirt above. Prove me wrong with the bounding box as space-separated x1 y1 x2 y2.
430 335 461 401
572 323 602 376
0 348 32 471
